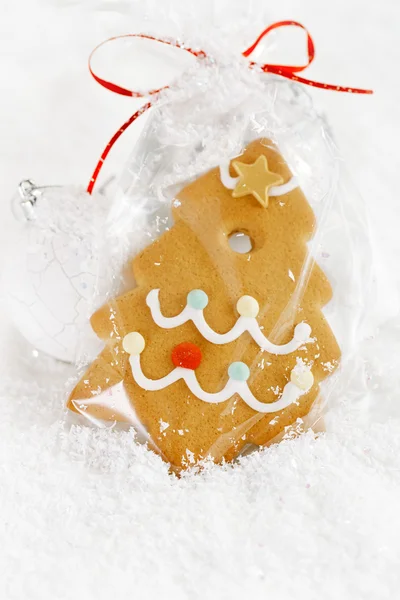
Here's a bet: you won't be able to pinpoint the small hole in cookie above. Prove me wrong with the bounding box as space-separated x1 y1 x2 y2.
228 231 253 254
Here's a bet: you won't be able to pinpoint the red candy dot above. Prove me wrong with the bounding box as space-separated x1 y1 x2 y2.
171 342 202 370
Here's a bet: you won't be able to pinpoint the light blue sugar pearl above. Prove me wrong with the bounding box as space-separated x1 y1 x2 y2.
228 361 250 381
187 289 209 310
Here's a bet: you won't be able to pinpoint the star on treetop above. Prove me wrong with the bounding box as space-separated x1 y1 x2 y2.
232 155 284 208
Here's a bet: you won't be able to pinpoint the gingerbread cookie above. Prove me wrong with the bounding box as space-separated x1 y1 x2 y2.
68 138 341 470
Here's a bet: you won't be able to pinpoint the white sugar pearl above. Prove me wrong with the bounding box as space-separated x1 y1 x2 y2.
237 295 259 318
291 368 314 391
294 322 312 342
123 332 145 355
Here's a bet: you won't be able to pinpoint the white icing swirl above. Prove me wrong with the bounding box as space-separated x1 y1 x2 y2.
146 289 311 355
129 355 310 414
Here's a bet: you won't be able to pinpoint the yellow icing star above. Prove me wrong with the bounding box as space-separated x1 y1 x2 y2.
232 155 284 208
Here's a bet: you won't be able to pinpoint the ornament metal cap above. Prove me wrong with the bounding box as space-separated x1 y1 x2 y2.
14 179 39 221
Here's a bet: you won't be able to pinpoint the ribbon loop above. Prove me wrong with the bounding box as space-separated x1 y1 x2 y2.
89 34 207 99
242 20 315 75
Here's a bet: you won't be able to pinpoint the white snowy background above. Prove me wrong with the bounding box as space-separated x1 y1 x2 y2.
1 1 400 598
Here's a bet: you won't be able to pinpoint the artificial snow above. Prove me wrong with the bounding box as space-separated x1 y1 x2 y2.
1 0 400 599
1 349 400 600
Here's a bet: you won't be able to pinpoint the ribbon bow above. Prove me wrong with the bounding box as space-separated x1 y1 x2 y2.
87 21 372 194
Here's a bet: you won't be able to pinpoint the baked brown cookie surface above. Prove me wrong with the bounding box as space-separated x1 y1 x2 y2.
68 139 340 470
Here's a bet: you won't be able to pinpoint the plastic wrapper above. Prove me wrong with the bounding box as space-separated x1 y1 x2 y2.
66 57 374 471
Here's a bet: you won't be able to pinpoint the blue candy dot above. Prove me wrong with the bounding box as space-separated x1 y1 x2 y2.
187 289 208 310
228 361 250 381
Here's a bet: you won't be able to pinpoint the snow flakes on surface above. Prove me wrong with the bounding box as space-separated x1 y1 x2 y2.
269 385 281 396
323 361 337 373
258 357 272 369
159 419 170 432
2 361 400 600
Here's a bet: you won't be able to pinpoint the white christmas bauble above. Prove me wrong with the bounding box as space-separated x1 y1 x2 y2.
4 184 113 363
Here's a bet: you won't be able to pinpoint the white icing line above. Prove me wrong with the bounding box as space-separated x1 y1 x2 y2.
219 161 239 189
129 356 307 414
131 359 183 391
269 177 299 196
248 319 311 355
146 290 192 329
146 290 312 355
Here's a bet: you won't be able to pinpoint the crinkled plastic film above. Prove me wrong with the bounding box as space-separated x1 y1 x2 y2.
67 60 374 471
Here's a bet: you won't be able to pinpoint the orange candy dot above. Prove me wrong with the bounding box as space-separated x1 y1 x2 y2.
171 342 202 370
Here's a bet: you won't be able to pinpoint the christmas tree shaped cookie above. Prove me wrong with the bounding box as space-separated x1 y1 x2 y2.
68 138 340 470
